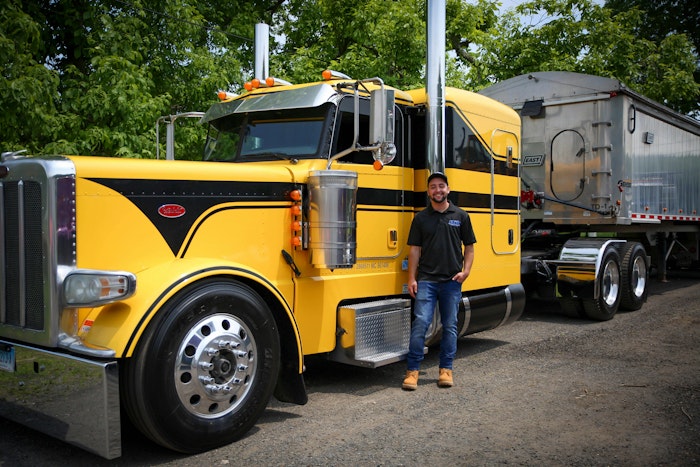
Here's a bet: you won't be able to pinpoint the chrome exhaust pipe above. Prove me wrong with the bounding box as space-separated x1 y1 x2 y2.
426 0 446 175
254 23 269 81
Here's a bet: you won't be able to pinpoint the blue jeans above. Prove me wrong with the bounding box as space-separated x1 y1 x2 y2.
406 280 462 371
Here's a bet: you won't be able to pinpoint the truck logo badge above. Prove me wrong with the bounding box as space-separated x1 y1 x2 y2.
158 204 186 218
522 154 545 167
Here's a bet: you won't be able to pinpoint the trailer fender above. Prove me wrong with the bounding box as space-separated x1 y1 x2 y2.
552 238 625 320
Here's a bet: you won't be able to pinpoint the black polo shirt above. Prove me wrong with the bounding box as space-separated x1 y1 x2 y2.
407 202 476 282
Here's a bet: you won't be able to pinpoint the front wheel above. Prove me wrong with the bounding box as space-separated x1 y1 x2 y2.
121 279 280 453
582 247 621 321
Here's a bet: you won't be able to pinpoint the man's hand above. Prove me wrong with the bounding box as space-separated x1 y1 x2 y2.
408 280 418 298
452 271 469 284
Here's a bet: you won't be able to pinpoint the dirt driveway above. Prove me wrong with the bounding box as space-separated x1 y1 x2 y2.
1 273 699 466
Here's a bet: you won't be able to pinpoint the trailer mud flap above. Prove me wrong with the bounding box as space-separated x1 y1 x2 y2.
0 341 121 459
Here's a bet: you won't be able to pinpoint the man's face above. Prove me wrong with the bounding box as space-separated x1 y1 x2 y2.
428 178 449 204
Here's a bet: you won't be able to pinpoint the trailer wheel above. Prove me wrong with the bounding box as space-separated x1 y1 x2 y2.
619 242 649 311
121 279 280 453
582 247 621 321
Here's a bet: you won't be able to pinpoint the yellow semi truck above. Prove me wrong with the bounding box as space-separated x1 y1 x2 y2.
0 6 523 459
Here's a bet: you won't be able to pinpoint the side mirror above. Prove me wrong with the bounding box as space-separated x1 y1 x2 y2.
370 88 396 166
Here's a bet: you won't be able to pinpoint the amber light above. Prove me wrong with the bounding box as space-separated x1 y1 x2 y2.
217 90 236 101
373 160 384 171
289 190 302 201
322 70 332 80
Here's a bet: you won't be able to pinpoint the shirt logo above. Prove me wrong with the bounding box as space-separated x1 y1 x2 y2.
448 220 461 227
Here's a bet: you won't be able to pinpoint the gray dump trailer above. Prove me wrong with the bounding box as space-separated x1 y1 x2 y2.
480 71 700 320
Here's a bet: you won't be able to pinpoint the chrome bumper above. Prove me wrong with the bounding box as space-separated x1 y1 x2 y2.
0 341 121 459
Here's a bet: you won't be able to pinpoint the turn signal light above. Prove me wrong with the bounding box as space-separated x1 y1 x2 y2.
289 189 302 201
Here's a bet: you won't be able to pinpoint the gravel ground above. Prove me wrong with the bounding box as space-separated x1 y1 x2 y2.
1 273 698 466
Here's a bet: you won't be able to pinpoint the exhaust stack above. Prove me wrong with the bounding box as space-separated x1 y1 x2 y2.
426 0 446 175
254 23 269 81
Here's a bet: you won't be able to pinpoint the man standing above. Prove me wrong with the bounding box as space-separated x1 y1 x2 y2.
402 172 476 390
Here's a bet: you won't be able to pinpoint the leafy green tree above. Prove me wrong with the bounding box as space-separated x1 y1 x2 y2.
605 0 699 113
1 0 274 158
2 0 698 158
470 0 699 115
0 1 61 153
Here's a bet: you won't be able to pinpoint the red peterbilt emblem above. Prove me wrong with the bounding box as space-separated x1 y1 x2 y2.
158 204 186 218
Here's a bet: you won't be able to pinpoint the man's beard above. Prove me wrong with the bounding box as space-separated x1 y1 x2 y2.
430 193 447 204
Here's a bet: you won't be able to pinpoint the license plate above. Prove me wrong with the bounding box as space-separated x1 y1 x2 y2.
0 344 16 372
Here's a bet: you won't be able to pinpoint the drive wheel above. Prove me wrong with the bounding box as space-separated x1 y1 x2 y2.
121 279 280 453
619 242 649 311
582 247 621 321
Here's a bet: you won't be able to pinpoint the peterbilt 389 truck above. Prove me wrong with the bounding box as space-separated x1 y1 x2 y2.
481 71 700 320
0 4 524 459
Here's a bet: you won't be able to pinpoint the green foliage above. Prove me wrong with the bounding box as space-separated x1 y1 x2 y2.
0 0 61 153
275 0 427 88
1 0 267 158
469 0 699 114
1 0 697 158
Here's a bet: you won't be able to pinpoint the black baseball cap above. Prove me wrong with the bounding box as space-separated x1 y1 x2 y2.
427 172 448 185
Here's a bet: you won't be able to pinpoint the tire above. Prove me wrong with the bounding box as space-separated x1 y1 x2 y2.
582 247 621 321
121 279 280 453
619 242 649 311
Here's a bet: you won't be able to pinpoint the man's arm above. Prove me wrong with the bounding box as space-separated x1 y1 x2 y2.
407 245 421 298
452 243 474 284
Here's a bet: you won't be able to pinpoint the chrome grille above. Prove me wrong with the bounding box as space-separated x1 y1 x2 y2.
0 156 75 347
1 180 45 330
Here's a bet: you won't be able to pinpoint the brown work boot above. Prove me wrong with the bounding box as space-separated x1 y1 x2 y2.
438 368 453 388
402 370 419 390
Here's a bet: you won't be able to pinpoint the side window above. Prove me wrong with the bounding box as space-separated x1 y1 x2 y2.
409 110 426 169
334 96 405 167
446 107 491 172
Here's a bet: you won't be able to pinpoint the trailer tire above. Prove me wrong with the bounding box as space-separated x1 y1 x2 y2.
618 242 649 311
121 278 280 453
582 247 621 321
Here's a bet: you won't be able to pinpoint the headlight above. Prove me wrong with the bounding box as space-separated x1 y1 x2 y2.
63 270 136 307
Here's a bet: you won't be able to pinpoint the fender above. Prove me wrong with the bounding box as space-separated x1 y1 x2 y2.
77 258 302 369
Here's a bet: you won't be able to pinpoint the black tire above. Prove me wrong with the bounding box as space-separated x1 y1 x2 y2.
582 247 621 321
619 242 649 311
121 279 280 453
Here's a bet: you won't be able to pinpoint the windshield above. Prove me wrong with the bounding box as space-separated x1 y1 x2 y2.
204 105 332 162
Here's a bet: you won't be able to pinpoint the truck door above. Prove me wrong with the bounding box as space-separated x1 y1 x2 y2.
490 129 520 255
331 97 411 261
